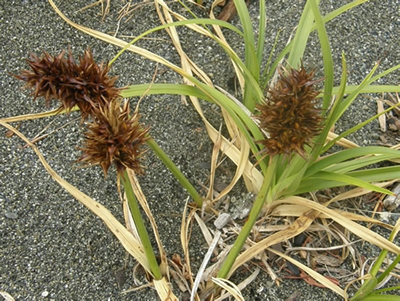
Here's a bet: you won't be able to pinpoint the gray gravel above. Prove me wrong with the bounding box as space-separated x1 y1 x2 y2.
0 1 399 300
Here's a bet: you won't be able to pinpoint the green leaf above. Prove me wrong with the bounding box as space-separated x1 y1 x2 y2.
232 0 260 111
331 85 400 95
273 0 367 79
146 139 203 207
306 146 400 177
257 0 266 65
368 285 400 296
287 0 320 68
309 0 333 112
121 83 211 100
361 295 400 301
323 101 400 153
348 166 400 183
121 171 162 280
314 53 348 157
308 0 335 161
335 62 380 125
296 170 397 195
261 29 282 88
370 63 400 83
349 276 378 301
121 82 267 174
326 154 400 174
264 42 291 86
330 63 400 127
311 0 368 32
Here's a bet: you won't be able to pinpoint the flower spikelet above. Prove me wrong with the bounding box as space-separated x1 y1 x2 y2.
14 48 121 119
78 99 150 177
255 64 323 158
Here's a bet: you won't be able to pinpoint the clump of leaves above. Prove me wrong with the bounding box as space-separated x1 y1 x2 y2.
13 48 121 119
78 99 150 177
15 1 400 300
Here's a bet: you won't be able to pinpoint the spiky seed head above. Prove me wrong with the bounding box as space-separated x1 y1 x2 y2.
255 64 323 158
77 99 150 177
13 48 121 120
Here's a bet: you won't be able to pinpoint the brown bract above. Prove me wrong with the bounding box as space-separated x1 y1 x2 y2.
14 48 121 120
77 99 150 177
255 64 323 158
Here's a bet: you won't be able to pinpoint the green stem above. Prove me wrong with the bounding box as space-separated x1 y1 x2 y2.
350 223 400 301
377 254 400 283
371 222 400 281
121 170 162 280
376 253 400 283
217 157 278 279
146 138 203 207
369 285 400 295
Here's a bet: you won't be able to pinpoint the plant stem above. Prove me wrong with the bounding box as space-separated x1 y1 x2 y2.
121 170 162 280
370 220 400 281
146 138 203 207
375 223 400 283
377 254 400 283
217 157 278 279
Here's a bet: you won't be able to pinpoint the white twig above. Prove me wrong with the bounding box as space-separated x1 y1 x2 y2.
190 231 221 301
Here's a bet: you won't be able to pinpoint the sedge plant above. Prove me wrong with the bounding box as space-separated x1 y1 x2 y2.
3 0 400 299
60 1 400 297
49 0 400 298
124 0 400 298
3 46 207 299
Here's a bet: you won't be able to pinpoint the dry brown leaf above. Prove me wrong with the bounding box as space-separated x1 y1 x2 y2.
229 209 320 278
0 108 70 123
180 200 196 291
270 204 392 229
0 292 15 301
0 121 151 273
154 277 178 301
267 247 347 299
212 277 245 301
276 197 400 254
376 97 387 132
327 132 359 148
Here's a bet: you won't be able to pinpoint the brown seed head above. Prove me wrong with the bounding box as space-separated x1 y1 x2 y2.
77 99 150 177
13 48 121 120
255 64 323 158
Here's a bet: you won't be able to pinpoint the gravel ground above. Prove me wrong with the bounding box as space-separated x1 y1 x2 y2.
0 1 399 300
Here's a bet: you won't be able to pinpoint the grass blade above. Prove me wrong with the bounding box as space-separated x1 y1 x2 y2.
309 0 333 113
287 0 320 68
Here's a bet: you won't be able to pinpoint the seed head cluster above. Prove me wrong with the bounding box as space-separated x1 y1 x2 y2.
78 99 150 177
14 48 121 120
255 64 323 158
15 48 149 176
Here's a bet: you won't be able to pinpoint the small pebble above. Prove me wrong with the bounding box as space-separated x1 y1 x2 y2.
4 211 18 219
115 268 126 288
214 213 231 229
41 291 49 297
371 132 380 140
383 183 400 211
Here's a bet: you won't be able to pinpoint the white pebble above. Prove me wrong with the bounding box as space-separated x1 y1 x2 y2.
214 213 231 229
